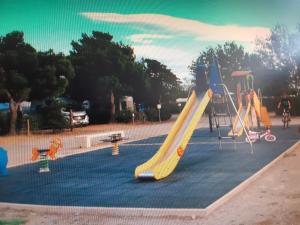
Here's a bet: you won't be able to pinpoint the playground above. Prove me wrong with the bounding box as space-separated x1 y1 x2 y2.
0 62 300 225
0 125 299 210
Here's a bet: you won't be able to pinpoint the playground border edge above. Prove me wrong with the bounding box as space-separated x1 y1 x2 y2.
1 140 299 219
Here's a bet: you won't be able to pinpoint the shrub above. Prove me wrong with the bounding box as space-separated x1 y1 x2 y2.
144 108 158 121
290 96 300 116
41 100 68 131
88 101 111 124
0 112 9 135
144 107 171 122
27 114 44 131
115 110 133 123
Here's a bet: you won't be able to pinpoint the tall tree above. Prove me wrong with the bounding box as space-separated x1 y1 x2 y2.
142 59 182 106
190 42 249 86
0 31 37 134
69 31 149 120
30 50 75 100
0 31 74 134
255 24 299 93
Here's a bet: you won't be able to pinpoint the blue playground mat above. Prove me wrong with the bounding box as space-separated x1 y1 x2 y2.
0 126 299 208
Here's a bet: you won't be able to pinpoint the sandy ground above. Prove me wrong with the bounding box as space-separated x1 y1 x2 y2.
1 115 300 225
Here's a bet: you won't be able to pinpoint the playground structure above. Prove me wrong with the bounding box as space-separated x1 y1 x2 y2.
135 60 275 181
32 138 63 172
227 71 272 138
135 60 255 180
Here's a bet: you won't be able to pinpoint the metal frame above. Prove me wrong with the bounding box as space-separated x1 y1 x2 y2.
218 83 254 153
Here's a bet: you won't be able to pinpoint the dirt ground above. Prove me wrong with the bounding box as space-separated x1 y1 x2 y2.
1 116 300 225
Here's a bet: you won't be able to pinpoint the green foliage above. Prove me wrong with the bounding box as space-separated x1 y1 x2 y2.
27 113 44 131
0 112 9 135
190 42 258 88
115 110 133 123
41 100 68 131
144 107 171 122
69 31 148 103
0 31 74 134
30 50 75 100
144 108 158 121
0 31 36 102
256 24 300 94
142 59 182 106
0 218 26 225
292 97 300 115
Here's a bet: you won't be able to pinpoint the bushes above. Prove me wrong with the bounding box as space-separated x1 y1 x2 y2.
144 107 171 122
41 100 68 130
0 112 9 135
289 96 300 116
115 106 172 123
88 102 111 124
115 110 133 123
144 108 158 121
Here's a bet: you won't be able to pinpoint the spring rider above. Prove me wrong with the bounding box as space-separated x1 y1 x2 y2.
0 147 8 176
32 138 63 173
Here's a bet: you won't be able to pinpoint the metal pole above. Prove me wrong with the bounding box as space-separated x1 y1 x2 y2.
219 84 254 153
158 109 161 122
27 119 30 136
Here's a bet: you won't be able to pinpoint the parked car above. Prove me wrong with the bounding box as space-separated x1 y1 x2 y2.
61 107 89 126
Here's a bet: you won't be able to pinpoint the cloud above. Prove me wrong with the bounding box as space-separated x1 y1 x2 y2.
81 12 270 43
132 45 197 79
127 34 173 44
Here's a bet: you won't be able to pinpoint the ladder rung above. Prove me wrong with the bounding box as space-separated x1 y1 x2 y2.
218 125 229 127
214 113 228 117
218 136 234 139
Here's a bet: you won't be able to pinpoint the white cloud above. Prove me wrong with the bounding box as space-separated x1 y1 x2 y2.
132 45 197 80
81 12 270 43
127 34 172 44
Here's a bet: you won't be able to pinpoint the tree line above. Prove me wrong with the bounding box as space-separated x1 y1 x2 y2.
190 24 300 97
1 24 300 134
0 31 183 134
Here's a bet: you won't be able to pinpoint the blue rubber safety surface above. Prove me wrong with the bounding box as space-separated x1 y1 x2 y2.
0 126 299 208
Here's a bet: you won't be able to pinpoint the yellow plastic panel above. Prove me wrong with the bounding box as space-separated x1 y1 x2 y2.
135 89 212 180
134 90 197 177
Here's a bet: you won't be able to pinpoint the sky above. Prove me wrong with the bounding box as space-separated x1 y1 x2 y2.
1 0 300 81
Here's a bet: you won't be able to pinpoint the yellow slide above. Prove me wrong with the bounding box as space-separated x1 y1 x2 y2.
253 91 272 128
135 89 212 180
228 103 251 137
260 106 272 128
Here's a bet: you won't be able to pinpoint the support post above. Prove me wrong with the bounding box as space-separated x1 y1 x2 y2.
219 84 254 154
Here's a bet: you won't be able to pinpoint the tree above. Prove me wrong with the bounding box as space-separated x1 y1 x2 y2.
190 42 251 85
0 31 37 134
0 31 74 134
255 24 300 94
69 31 149 121
142 59 182 106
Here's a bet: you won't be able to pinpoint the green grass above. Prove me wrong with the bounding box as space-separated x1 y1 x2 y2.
0 219 26 225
